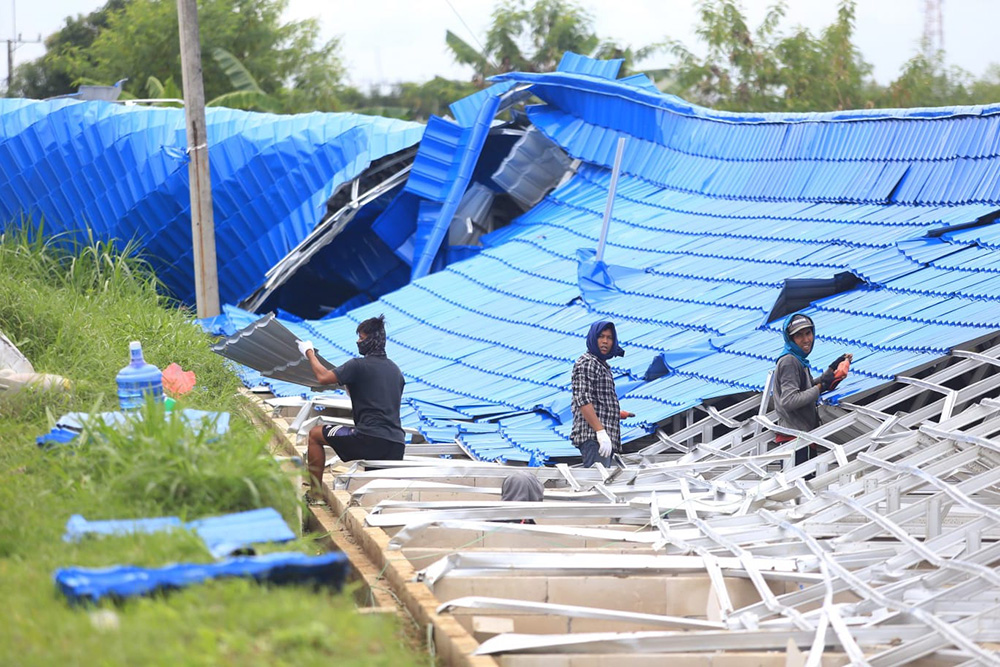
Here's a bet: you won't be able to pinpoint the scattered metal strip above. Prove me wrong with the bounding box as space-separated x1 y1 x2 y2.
366 503 647 527
386 519 661 550
417 552 810 587
473 626 947 656
436 596 726 631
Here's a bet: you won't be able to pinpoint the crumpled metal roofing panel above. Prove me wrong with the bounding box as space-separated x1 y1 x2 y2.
0 99 424 305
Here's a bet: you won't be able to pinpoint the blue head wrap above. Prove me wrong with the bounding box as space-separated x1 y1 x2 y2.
778 312 814 366
586 321 625 361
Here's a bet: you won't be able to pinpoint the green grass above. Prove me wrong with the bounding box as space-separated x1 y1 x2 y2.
0 224 427 666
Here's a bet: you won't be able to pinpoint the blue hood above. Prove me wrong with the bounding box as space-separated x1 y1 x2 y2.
778 312 814 366
586 321 625 361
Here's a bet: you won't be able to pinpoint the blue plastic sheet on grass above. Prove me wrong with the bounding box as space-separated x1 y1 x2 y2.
64 508 295 559
188 508 296 558
55 551 349 604
36 409 231 447
64 515 184 542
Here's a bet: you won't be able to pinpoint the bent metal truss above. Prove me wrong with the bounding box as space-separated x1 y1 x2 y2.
260 336 1000 665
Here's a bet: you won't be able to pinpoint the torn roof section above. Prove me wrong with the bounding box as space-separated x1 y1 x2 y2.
214 52 1000 463
0 99 425 305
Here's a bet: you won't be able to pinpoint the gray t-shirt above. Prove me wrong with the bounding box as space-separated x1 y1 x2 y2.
335 355 405 444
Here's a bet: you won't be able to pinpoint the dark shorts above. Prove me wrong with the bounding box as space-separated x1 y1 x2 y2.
320 425 404 462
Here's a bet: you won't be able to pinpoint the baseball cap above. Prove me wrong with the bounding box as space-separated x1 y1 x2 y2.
786 314 814 336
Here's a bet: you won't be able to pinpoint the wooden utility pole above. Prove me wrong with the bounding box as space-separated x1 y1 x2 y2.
177 0 220 317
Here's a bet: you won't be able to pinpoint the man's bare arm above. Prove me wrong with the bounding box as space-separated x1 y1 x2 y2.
305 349 339 385
580 403 604 432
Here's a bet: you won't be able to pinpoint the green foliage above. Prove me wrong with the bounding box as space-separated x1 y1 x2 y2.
0 224 426 665
146 75 184 107
56 400 296 519
207 48 282 112
662 0 1000 112
7 0 130 98
9 0 349 112
447 0 608 83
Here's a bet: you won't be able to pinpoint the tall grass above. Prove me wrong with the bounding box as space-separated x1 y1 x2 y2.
0 223 426 666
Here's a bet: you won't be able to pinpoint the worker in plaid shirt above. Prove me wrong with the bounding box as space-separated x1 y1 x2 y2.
571 320 634 467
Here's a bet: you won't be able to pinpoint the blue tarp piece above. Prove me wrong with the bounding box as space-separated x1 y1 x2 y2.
187 508 296 558
37 409 231 447
0 99 424 306
36 428 82 447
64 515 183 542
55 551 349 604
63 508 295 559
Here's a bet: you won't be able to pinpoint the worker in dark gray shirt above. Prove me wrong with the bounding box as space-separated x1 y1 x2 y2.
297 315 405 499
773 313 851 467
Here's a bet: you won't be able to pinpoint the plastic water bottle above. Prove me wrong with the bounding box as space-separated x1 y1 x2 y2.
116 341 163 410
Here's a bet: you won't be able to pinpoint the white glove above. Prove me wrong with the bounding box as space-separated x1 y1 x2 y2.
296 340 314 357
595 429 613 458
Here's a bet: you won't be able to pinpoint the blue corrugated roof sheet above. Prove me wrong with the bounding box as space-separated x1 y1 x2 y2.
0 99 424 305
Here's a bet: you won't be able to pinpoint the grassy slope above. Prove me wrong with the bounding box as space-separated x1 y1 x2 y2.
0 230 426 666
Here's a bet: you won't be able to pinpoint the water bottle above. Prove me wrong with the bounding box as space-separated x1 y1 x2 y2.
116 341 164 411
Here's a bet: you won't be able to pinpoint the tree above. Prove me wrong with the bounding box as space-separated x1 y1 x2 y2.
9 0 351 112
776 1 875 111
661 0 1000 112
667 0 786 110
665 0 877 112
8 0 130 98
878 48 979 109
446 0 654 85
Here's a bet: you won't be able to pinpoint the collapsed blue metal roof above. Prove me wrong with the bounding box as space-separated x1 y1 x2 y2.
213 54 1000 464
7 55 1000 465
0 99 424 304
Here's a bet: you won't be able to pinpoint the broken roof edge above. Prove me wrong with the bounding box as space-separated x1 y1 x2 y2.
491 67 1000 126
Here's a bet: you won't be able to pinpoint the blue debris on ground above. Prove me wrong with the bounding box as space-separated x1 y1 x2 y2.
37 409 231 448
55 551 349 604
63 508 296 559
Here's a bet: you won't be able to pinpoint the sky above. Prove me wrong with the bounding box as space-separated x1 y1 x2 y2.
3 0 999 93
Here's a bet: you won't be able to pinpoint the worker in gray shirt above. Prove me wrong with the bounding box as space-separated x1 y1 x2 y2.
297 315 405 501
773 313 851 467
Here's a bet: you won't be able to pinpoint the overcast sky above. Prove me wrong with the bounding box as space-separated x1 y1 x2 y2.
3 0 998 93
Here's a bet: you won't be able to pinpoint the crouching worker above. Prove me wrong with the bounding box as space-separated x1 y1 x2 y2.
773 313 851 467
571 320 634 468
500 472 545 524
298 315 405 498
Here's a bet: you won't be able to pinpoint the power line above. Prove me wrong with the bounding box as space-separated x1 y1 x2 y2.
5 0 42 92
442 0 499 72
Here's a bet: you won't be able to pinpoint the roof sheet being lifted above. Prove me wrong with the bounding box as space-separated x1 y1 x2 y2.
214 54 1000 464
0 99 424 304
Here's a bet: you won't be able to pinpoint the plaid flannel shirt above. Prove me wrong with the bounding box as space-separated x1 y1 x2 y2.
570 351 620 448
